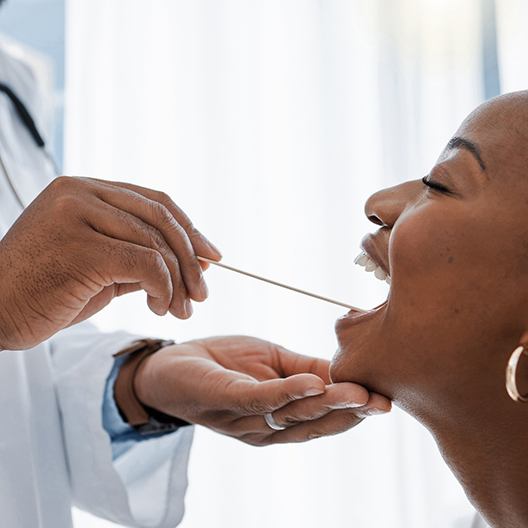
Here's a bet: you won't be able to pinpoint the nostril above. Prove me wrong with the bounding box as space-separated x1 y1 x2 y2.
368 214 384 226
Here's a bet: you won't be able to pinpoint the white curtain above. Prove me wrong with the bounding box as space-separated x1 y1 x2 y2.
495 0 528 93
65 1 490 527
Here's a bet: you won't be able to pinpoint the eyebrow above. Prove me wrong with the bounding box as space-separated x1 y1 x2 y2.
446 136 486 171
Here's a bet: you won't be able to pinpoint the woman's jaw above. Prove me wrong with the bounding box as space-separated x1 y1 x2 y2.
331 91 528 418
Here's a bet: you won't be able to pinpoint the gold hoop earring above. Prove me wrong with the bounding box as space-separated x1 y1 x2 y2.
506 345 528 402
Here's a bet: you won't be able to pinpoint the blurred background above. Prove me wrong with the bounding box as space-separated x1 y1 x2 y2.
1 0 526 527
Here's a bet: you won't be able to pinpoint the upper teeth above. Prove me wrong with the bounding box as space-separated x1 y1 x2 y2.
354 251 391 284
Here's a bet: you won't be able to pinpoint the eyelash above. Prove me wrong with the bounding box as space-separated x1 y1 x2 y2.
421 176 450 194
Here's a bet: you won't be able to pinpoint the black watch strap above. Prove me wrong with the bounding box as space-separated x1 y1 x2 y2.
113 338 191 436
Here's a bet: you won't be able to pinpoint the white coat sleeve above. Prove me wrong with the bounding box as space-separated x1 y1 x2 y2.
49 321 194 528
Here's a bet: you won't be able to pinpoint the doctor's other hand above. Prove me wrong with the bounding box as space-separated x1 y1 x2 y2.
0 176 221 351
133 336 391 445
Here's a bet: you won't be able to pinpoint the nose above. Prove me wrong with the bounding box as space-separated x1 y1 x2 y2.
364 181 416 228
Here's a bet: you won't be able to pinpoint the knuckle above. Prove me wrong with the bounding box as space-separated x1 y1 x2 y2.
171 221 186 238
284 392 303 405
151 201 173 225
146 249 165 270
180 217 196 234
187 259 203 281
53 193 80 215
187 225 203 244
154 190 172 206
145 227 167 252
115 244 138 269
112 207 133 227
51 175 73 189
245 399 272 415
50 175 88 195
277 413 299 427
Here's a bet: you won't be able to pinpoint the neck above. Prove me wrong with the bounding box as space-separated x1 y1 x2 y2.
396 370 528 528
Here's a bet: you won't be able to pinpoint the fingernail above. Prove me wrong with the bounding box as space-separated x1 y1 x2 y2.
304 387 324 397
365 408 388 416
204 238 222 259
345 401 365 409
184 299 193 318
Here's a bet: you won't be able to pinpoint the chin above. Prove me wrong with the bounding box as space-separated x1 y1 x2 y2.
331 298 393 394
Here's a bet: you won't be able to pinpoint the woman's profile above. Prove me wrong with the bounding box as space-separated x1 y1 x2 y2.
331 90 528 528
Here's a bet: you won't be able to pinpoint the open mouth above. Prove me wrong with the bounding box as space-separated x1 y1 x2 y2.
354 232 391 284
339 236 391 322
354 250 391 284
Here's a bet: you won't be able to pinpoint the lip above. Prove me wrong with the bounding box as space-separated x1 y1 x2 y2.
361 230 391 277
340 229 391 327
337 300 388 328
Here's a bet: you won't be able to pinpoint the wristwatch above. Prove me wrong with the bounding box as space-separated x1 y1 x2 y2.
113 338 191 436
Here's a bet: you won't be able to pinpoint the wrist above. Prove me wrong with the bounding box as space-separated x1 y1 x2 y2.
113 339 190 435
113 339 173 426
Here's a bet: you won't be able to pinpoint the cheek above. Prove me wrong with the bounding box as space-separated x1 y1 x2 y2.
387 199 516 349
389 201 475 309
385 201 488 359
391 203 454 280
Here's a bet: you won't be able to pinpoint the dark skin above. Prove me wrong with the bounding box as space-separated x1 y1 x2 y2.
0 8 390 447
0 179 389 443
330 91 528 528
0 176 220 350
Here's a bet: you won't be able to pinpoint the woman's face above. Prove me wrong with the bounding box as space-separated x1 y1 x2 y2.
331 92 528 416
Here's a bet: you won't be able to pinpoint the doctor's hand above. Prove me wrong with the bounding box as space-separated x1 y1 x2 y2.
133 336 391 445
0 176 221 350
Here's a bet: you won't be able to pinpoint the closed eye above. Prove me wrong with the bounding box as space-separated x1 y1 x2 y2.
421 176 450 194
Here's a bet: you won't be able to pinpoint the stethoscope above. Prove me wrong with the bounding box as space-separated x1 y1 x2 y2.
0 82 60 209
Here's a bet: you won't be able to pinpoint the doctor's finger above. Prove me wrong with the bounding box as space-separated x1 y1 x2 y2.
92 183 208 302
229 383 368 435
362 392 392 415
266 408 366 444
93 179 222 263
232 374 325 415
272 345 332 383
95 235 173 316
270 382 369 427
86 202 190 318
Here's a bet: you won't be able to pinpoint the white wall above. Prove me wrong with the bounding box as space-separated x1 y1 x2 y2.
65 1 487 527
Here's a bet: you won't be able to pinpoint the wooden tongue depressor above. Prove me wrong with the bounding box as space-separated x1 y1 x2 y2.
197 256 365 312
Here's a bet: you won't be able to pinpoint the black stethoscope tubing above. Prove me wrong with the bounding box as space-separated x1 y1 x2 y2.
0 82 59 209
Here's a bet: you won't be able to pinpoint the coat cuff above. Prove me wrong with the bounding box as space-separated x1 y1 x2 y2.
51 324 193 527
103 354 182 460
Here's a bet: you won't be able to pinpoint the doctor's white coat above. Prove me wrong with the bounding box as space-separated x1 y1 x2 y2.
0 37 193 528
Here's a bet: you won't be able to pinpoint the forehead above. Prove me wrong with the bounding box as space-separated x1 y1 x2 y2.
454 92 528 179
